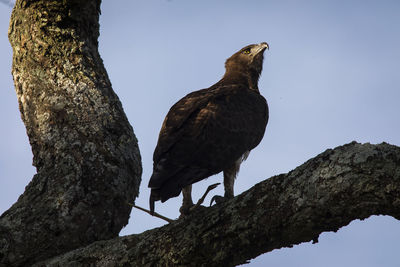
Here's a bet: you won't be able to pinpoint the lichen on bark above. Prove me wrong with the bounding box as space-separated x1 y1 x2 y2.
0 0 142 266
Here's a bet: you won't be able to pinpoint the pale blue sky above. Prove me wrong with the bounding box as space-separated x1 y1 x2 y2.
1 1 399 266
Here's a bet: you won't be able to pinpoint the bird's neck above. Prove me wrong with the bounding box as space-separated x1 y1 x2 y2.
221 70 260 92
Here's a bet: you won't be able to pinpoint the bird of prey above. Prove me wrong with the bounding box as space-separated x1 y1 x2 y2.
148 42 269 215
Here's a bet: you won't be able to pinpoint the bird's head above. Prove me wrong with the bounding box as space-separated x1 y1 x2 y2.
225 42 269 74
224 42 269 89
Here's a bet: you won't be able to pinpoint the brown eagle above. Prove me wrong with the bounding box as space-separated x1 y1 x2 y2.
149 42 269 215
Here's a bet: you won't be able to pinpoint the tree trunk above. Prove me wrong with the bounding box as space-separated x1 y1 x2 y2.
36 142 400 267
0 0 142 266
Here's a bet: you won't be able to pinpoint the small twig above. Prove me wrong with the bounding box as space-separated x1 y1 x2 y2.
127 202 174 223
190 183 220 212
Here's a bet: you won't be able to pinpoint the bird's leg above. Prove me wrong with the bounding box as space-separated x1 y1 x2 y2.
179 185 194 216
210 161 239 205
190 183 220 211
180 183 220 217
224 169 235 199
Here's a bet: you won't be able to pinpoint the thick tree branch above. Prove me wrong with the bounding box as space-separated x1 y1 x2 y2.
37 142 400 266
0 1 141 266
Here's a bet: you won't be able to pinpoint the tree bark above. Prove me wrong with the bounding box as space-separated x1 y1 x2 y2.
35 142 400 267
0 0 142 266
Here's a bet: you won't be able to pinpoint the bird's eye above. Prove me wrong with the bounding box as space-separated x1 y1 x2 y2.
243 48 251 54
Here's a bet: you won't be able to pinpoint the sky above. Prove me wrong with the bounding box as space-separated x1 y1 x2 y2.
1 1 400 266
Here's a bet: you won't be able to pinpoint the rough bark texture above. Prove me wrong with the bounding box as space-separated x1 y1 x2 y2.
0 0 142 266
36 142 400 267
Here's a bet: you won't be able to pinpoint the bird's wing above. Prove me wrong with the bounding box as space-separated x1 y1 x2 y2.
153 87 214 164
149 85 268 194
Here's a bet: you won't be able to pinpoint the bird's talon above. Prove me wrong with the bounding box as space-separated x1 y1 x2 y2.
210 195 226 206
180 183 221 217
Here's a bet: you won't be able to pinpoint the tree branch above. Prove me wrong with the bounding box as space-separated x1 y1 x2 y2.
37 142 400 266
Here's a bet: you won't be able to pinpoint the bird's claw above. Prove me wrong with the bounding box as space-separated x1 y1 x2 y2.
210 195 227 206
180 183 221 217
191 182 220 209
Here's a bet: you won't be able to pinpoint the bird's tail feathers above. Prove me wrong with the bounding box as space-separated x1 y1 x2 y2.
149 197 155 215
149 189 161 215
